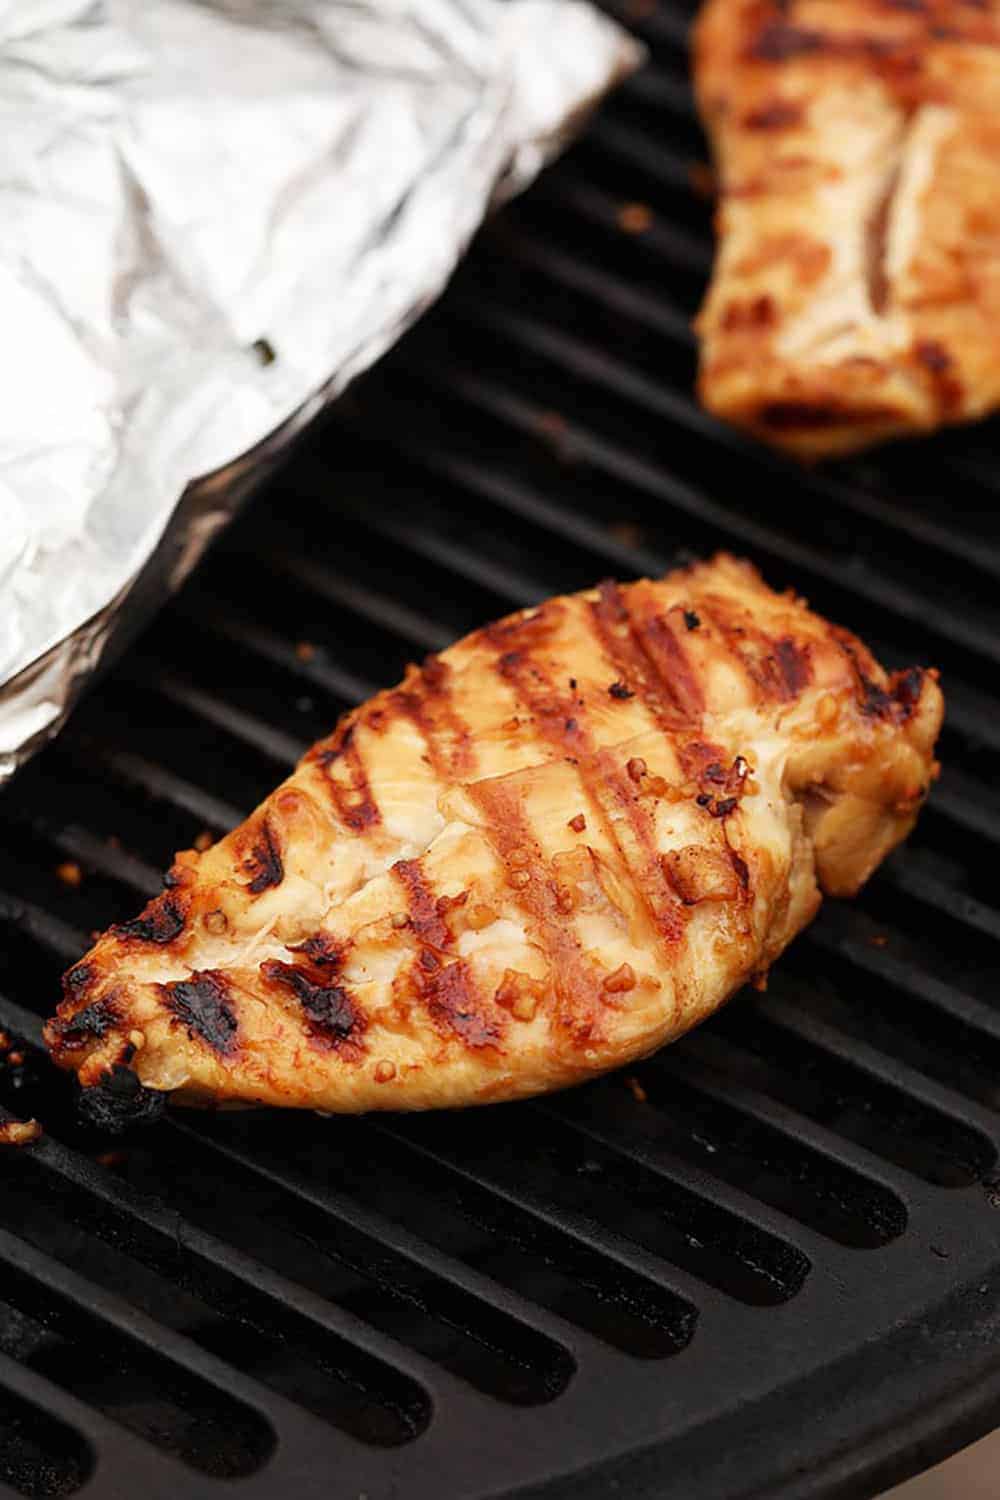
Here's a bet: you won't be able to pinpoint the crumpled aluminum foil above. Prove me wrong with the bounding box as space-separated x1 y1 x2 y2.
0 0 641 785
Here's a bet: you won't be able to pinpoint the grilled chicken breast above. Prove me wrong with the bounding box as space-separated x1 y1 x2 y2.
694 0 1000 458
46 555 942 1113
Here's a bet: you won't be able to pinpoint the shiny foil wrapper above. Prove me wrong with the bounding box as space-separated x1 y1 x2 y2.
1 0 641 785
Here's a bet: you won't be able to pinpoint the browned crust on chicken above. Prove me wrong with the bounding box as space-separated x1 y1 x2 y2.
45 555 942 1113
694 0 1000 457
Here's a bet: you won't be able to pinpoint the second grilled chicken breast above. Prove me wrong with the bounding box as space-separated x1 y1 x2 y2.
694 0 1000 458
46 555 942 1113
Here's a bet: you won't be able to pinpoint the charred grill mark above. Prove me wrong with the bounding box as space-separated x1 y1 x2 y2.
64 962 95 996
50 997 119 1050
831 627 927 720
244 818 284 894
114 893 187 946
749 21 921 65
420 653 449 692
316 725 381 832
593 748 689 945
488 638 689 952
702 603 808 701
743 98 804 129
424 959 501 1048
288 933 346 969
392 858 453 951
590 582 702 727
468 780 606 1045
261 960 365 1053
721 295 776 332
632 603 705 721
860 679 895 717
162 972 239 1056
774 637 812 696
483 601 563 653
391 653 475 779
312 719 356 765
750 22 827 60
892 666 925 715
833 628 889 715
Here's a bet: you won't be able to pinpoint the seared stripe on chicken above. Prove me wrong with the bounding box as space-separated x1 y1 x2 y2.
45 555 942 1112
694 0 1000 457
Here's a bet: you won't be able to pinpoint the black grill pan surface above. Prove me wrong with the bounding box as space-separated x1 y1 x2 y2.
4 3 1000 1497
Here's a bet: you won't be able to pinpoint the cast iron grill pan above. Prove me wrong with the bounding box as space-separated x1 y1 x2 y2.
3 3 1000 1496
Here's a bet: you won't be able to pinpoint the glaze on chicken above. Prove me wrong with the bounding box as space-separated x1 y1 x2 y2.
46 556 942 1113
695 0 1000 457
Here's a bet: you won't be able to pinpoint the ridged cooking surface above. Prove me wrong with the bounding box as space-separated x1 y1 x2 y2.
3 3 1000 1497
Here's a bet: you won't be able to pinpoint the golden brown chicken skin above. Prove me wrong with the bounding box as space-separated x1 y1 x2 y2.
694 0 1000 458
46 555 942 1114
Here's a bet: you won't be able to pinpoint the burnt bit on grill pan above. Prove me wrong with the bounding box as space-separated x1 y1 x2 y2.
76 1064 167 1134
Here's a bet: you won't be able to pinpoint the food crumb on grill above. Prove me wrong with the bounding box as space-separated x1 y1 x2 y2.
55 861 83 888
194 830 213 852
96 1150 127 1168
608 522 645 551
0 1119 42 1147
869 933 889 948
0 1032 9 1054
625 1074 648 1104
295 640 316 662
618 202 653 235
6 1051 24 1067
